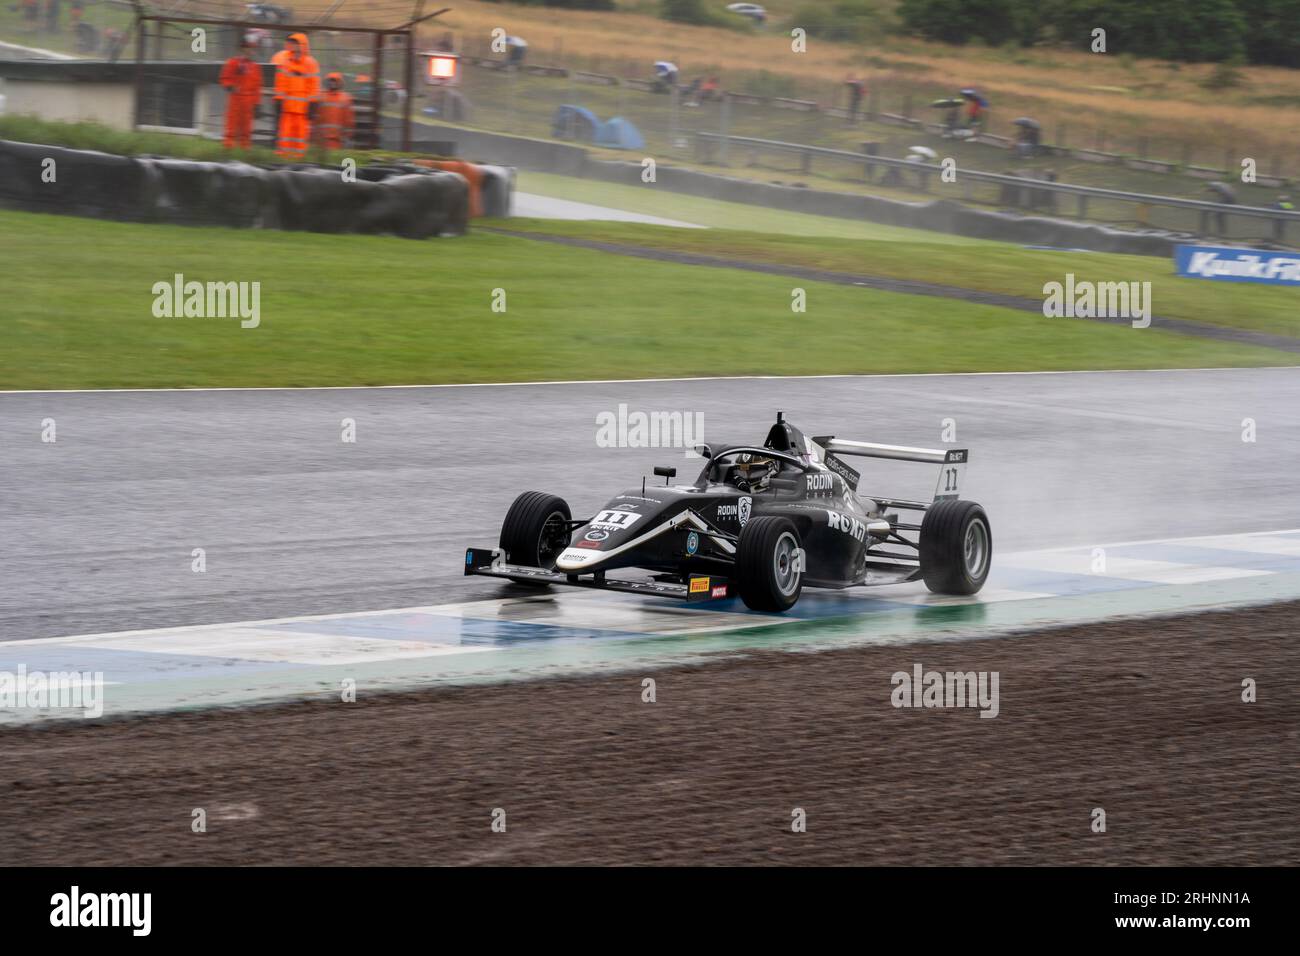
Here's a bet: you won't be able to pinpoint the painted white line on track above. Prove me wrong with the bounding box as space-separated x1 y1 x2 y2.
1006 527 1300 556
2 367 1297 395
907 391 1247 432
513 192 705 229
86 629 499 665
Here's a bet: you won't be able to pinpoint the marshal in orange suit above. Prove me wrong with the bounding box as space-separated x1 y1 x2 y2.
272 32 321 159
316 73 355 149
219 35 264 150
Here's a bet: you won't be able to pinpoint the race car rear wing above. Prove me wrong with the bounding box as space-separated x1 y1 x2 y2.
812 437 968 504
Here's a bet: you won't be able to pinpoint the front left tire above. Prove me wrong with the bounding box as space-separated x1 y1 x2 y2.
499 491 571 583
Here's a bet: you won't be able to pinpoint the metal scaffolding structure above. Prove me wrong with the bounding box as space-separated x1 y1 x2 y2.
125 1 448 151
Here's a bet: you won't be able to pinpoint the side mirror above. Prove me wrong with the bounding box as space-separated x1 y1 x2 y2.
653 466 676 485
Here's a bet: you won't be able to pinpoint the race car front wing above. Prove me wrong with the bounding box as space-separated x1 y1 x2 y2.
464 548 731 602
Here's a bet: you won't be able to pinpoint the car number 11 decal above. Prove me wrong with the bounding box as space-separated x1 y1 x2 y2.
934 449 967 499
590 509 644 531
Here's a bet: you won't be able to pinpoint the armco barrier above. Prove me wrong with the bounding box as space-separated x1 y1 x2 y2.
582 159 1178 255
0 139 469 238
411 128 588 176
401 121 1181 255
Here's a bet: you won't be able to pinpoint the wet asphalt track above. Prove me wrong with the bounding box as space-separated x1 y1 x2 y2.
1 367 1297 641
511 192 703 228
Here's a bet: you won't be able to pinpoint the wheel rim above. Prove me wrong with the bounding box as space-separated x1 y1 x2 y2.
537 511 569 566
963 519 990 579
772 531 801 597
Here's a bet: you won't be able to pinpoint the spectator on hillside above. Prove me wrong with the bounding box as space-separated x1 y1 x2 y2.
700 75 721 102
1273 194 1294 240
1206 182 1236 235
960 87 987 131
844 74 866 123
653 61 678 94
505 35 527 67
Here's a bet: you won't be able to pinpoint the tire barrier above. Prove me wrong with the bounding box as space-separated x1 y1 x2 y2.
410 159 514 217
0 139 470 238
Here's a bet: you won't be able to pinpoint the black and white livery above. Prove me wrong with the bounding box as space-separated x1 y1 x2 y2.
464 413 991 612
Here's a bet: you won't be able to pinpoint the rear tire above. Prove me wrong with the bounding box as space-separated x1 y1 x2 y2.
919 499 991 595
499 491 571 584
735 516 803 612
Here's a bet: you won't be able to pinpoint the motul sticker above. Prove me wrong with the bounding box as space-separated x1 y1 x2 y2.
710 585 728 599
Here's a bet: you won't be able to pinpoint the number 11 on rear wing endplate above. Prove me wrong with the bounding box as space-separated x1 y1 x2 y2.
812 438 969 503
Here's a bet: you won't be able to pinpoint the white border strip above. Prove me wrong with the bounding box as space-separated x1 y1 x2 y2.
4 527 1297 649
3 367 1297 395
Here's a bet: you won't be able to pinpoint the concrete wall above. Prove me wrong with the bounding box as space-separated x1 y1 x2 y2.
0 60 236 134
2 79 135 128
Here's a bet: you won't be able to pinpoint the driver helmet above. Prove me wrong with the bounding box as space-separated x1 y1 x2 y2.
732 453 777 492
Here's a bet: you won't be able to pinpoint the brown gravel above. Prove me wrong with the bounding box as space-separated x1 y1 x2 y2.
2 601 1297 866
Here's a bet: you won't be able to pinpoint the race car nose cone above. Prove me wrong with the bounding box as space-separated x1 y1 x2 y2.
556 547 602 571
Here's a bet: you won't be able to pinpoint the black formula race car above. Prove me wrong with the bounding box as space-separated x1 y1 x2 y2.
465 413 991 612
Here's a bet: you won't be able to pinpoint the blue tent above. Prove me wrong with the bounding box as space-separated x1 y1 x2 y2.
551 104 599 142
594 117 645 150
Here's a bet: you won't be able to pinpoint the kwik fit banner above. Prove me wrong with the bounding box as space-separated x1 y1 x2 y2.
1175 245 1300 286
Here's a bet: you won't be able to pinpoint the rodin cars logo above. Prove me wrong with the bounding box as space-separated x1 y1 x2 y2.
717 496 753 526
737 496 751 527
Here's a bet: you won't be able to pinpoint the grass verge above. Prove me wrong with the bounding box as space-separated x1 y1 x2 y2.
1 208 1292 390
497 214 1300 340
